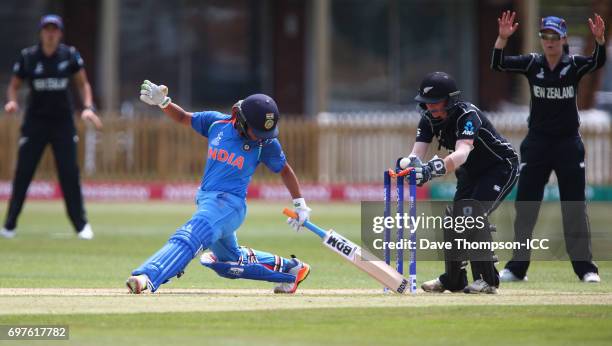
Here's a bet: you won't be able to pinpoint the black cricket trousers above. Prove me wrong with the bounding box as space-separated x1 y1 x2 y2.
504 133 597 279
439 157 519 291
4 120 87 232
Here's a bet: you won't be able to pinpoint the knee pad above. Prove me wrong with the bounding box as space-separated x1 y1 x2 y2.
453 199 483 218
453 199 491 234
454 199 496 262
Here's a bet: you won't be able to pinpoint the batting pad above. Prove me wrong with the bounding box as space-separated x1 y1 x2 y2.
201 256 296 283
131 239 193 292
132 217 213 292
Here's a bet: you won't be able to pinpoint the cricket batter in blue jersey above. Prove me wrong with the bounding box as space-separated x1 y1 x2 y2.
126 80 312 294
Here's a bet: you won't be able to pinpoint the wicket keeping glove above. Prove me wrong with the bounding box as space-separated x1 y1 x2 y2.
140 80 171 108
287 198 311 232
414 155 446 186
397 155 423 170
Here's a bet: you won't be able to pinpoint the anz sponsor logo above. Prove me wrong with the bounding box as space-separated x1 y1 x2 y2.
461 120 475 136
33 78 68 91
324 231 357 260
533 85 574 99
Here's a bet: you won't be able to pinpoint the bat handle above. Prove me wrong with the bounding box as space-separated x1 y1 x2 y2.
282 208 328 239
282 208 298 219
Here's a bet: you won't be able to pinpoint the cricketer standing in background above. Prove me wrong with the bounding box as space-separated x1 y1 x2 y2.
127 80 311 294
1 14 102 240
398 72 519 294
491 11 606 283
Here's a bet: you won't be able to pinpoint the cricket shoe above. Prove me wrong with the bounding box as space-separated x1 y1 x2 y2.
126 274 150 294
77 224 94 240
0 227 16 239
421 278 446 293
463 279 497 294
274 256 310 294
499 269 527 282
582 272 601 283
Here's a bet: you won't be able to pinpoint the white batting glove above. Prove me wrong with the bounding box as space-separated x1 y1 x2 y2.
427 155 447 177
139 80 171 108
286 198 311 232
414 155 446 186
398 155 423 170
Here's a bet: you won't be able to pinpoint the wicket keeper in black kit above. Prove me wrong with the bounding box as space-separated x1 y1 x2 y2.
1 15 102 240
491 11 606 283
398 72 519 294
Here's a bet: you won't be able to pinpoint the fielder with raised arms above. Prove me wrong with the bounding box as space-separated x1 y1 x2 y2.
398 72 519 294
491 11 606 283
126 81 311 294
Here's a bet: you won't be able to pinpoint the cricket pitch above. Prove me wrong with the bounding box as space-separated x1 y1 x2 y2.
1 288 611 315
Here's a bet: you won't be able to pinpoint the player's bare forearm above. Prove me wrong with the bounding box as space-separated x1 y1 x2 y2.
73 70 94 108
78 83 93 108
443 140 473 173
494 37 508 49
410 142 429 160
6 76 21 103
162 103 193 126
280 163 302 199
4 76 22 113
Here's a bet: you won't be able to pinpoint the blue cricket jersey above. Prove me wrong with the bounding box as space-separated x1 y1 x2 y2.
191 111 287 199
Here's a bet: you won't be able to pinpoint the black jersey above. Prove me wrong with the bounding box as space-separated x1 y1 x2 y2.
491 43 606 137
416 102 518 175
12 43 84 122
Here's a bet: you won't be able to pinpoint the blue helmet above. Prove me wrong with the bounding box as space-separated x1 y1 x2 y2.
232 94 280 140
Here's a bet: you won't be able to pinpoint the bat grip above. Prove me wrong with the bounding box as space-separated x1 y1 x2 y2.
282 208 327 239
283 208 298 219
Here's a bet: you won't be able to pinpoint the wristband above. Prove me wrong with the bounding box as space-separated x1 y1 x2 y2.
159 97 171 109
293 198 308 209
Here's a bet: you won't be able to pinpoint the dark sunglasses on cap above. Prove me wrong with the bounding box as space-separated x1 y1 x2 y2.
539 32 561 41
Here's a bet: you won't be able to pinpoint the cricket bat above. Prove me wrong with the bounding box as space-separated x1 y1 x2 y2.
283 208 409 294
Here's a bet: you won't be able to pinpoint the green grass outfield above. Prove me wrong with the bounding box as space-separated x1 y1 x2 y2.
0 201 611 345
